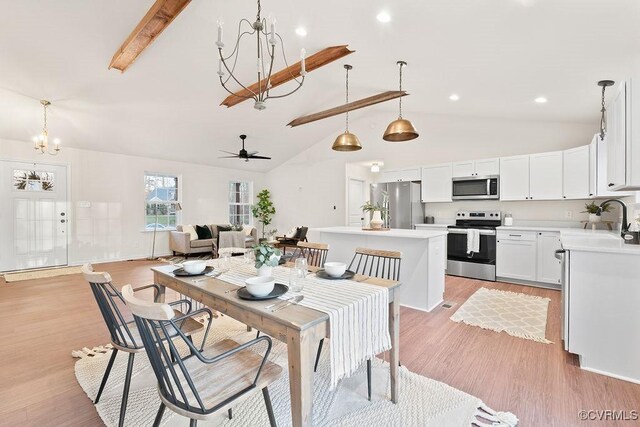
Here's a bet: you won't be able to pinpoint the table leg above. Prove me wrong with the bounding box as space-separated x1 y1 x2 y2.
389 298 400 403
287 326 317 427
153 272 166 303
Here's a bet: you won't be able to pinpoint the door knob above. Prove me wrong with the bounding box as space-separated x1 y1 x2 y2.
60 212 66 216
60 219 66 223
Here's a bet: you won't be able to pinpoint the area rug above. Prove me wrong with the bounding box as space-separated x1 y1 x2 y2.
450 287 552 344
73 315 518 426
3 265 83 282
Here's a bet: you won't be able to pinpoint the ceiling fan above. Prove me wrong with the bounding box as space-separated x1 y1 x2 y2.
219 135 271 162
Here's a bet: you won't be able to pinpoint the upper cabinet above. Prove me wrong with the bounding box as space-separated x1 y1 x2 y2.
499 155 530 201
378 168 421 183
605 78 640 190
421 164 453 202
452 158 499 178
592 134 632 197
563 146 591 199
529 151 563 200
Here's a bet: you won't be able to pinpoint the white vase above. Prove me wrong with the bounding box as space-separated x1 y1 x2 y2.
370 211 384 229
257 265 273 277
589 213 601 223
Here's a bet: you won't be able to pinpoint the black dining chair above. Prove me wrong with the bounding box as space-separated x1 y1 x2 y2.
313 247 402 401
82 264 213 427
276 226 309 253
121 285 282 427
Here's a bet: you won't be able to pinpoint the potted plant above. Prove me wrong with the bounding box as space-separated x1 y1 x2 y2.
251 189 276 241
361 201 387 229
253 243 282 277
582 201 611 223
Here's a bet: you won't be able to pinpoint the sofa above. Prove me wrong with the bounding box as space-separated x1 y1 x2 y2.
170 224 257 256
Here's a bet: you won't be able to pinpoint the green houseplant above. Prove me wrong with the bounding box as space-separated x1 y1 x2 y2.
253 243 282 277
361 197 389 229
251 189 276 240
582 201 611 223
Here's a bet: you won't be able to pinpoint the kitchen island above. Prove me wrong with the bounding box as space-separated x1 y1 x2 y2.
311 227 447 312
560 232 640 384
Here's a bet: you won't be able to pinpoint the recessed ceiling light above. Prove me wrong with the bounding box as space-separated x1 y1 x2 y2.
376 11 391 23
534 96 548 104
295 27 307 37
449 94 460 101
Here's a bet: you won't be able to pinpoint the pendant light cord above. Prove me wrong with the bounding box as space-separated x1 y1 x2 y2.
43 103 48 133
345 66 350 132
256 0 261 22
398 63 403 119
600 84 606 141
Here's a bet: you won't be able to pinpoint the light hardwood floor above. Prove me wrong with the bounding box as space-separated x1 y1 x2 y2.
0 260 638 426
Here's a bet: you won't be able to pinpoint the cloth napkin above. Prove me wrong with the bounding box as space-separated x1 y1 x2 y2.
467 229 480 254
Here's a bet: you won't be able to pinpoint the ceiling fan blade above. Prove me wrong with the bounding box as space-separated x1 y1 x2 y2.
218 155 240 158
247 151 259 156
248 155 272 160
220 150 239 155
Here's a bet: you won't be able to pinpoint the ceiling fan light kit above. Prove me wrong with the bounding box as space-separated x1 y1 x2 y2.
333 64 362 152
383 61 419 142
216 0 306 111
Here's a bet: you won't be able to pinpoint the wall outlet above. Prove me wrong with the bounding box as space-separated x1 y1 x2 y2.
565 211 573 219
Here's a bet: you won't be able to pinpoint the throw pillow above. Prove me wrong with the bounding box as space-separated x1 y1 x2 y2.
182 225 198 241
243 225 254 237
285 227 297 238
195 225 212 240
217 224 233 233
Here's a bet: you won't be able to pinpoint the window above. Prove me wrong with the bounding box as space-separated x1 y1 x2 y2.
144 173 180 230
13 170 54 191
228 181 252 226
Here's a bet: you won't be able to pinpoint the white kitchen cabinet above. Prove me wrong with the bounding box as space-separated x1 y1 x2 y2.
529 151 563 200
499 155 530 201
379 168 421 183
452 158 499 178
536 232 562 285
474 158 500 176
496 231 537 281
589 138 597 197
604 78 640 190
590 134 633 197
452 161 475 178
421 164 452 202
562 145 591 199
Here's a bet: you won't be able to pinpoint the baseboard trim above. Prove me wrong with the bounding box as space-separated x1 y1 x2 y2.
496 276 561 291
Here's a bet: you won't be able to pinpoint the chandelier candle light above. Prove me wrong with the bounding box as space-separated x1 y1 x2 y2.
216 0 306 110
33 100 61 155
332 64 362 151
383 61 419 142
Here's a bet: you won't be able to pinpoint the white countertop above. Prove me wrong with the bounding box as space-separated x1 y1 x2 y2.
560 232 640 254
497 225 583 233
414 223 451 228
315 226 448 239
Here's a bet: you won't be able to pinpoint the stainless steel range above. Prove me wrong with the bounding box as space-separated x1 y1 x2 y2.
447 210 501 281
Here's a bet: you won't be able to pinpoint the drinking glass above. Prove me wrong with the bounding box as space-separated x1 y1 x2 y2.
243 249 255 265
294 257 308 277
289 264 306 293
219 253 231 273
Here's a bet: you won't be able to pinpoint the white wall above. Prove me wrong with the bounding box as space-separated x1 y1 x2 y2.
0 138 265 265
266 112 598 231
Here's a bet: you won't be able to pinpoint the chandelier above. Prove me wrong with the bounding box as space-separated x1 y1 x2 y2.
33 100 60 155
216 0 306 110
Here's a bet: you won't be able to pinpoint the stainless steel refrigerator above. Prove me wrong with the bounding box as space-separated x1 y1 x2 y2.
370 182 424 229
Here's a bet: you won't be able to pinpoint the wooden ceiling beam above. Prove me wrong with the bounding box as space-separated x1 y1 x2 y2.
220 45 355 108
109 0 192 72
286 91 408 127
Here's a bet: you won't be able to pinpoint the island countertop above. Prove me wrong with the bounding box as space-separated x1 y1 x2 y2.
313 226 448 239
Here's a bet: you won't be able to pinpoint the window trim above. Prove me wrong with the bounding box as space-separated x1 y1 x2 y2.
144 172 181 231
228 181 253 226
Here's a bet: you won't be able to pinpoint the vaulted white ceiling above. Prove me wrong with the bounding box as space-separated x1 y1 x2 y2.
1 0 639 171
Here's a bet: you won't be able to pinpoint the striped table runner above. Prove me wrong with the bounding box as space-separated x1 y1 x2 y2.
206 258 392 388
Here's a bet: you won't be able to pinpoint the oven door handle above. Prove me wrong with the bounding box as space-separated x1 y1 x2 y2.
447 228 496 236
554 249 565 261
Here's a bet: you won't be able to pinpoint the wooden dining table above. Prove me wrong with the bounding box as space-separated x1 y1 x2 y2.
152 263 402 427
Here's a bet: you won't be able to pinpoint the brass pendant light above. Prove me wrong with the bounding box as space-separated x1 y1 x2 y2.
383 61 419 142
332 64 362 151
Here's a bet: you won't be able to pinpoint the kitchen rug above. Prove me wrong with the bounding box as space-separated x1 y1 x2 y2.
73 315 518 426
450 287 552 344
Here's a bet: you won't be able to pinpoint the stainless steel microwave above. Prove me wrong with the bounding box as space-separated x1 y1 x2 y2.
452 175 500 200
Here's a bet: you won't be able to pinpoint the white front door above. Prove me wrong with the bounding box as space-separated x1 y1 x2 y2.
347 178 365 227
0 161 68 271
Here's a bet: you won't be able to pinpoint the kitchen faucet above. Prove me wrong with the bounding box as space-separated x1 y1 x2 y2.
596 199 630 237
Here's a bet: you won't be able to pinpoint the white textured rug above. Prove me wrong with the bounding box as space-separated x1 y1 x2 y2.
73 315 518 426
3 265 83 282
450 287 552 344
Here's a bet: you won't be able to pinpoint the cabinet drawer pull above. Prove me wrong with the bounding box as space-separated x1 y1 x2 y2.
509 234 522 237
608 183 614 187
